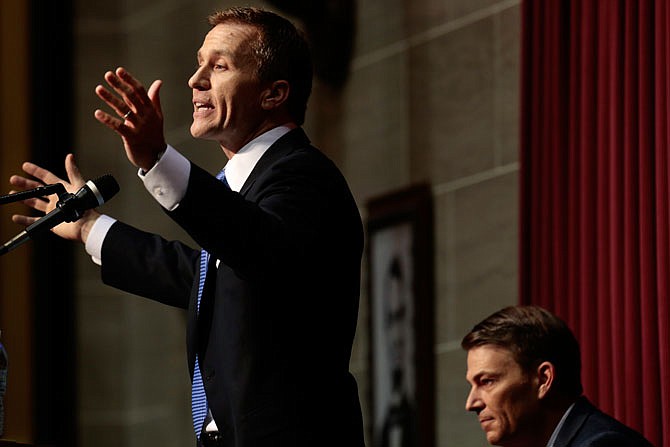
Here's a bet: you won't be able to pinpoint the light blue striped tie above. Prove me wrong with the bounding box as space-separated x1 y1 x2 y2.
192 169 227 439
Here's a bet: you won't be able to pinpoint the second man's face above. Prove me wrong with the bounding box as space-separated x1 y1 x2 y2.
465 345 543 446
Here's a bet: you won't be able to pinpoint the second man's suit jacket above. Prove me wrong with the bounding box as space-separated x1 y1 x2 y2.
99 128 366 447
553 397 654 447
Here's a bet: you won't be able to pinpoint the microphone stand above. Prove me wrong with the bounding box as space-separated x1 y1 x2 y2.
0 183 66 205
0 184 67 256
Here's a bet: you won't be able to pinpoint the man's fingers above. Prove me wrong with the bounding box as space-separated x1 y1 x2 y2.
11 214 39 226
104 70 135 104
8 186 51 213
94 109 127 133
64 153 85 187
116 67 148 99
95 84 130 117
21 197 49 213
9 174 42 190
105 68 147 112
147 80 164 119
20 162 62 185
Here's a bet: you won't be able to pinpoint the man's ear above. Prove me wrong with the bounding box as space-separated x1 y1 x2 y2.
261 80 290 110
536 361 555 400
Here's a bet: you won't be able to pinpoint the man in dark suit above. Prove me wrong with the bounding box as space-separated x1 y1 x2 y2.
9 7 365 447
461 305 653 447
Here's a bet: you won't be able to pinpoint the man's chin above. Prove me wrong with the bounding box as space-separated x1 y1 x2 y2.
190 125 214 140
190 124 203 139
485 430 503 446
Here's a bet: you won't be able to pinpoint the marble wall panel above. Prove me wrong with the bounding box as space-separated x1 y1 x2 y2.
494 5 521 166
409 17 496 184
435 348 488 447
437 171 518 345
406 0 512 35
354 0 407 56
341 52 410 202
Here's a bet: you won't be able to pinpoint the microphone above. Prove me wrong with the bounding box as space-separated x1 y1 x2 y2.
0 183 66 205
0 174 120 256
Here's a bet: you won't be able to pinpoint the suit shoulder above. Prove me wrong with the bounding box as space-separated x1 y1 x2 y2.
577 411 654 447
586 431 655 447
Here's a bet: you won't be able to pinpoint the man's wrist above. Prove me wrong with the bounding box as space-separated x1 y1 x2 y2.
79 210 102 244
138 145 190 211
140 148 167 175
84 213 117 265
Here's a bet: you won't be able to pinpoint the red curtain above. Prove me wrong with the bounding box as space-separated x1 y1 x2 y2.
520 1 669 446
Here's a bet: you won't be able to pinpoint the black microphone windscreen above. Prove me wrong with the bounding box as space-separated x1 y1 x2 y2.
92 174 120 202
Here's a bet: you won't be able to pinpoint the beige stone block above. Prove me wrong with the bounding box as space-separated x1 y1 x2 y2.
73 31 126 170
126 414 192 447
409 18 496 184
124 299 188 401
76 288 191 447
435 171 518 345
406 0 503 35
76 291 129 413
78 424 128 447
435 349 489 446
341 52 411 202
75 0 124 22
494 5 521 166
354 0 407 56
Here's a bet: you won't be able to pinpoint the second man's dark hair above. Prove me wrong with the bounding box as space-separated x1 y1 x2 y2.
462 305 583 398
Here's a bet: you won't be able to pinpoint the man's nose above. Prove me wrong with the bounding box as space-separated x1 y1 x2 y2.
188 66 210 90
465 386 482 412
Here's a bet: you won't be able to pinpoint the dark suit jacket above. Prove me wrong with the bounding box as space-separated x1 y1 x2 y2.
99 128 365 447
553 397 654 447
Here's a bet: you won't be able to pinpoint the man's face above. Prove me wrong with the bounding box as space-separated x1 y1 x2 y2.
188 22 267 148
465 345 542 446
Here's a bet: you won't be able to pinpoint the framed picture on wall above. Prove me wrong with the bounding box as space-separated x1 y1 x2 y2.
367 184 434 447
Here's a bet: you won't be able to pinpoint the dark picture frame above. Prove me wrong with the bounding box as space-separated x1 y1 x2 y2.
367 184 434 447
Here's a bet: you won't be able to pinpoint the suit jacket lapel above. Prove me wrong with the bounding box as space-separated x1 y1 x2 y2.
239 127 310 197
553 397 593 446
187 254 218 371
195 255 218 354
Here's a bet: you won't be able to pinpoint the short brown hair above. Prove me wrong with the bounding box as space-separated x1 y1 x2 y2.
461 305 583 397
207 7 313 125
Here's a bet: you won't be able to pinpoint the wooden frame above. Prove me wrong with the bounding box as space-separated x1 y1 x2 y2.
367 184 434 447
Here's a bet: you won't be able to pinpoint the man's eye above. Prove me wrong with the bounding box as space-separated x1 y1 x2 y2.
214 64 226 70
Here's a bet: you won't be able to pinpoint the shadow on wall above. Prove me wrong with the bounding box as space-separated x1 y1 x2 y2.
266 0 356 89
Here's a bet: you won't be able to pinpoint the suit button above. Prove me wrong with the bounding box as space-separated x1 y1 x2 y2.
205 369 216 382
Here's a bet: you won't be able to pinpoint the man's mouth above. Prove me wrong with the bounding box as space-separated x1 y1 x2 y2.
194 102 214 111
479 416 494 429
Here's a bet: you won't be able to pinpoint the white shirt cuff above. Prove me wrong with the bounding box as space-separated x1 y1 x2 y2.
85 214 118 265
137 144 190 211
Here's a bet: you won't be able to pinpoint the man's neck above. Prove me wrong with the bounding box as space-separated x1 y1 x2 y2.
220 120 297 160
529 397 577 447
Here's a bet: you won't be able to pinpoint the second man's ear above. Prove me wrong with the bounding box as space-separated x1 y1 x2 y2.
261 80 290 110
536 361 555 400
